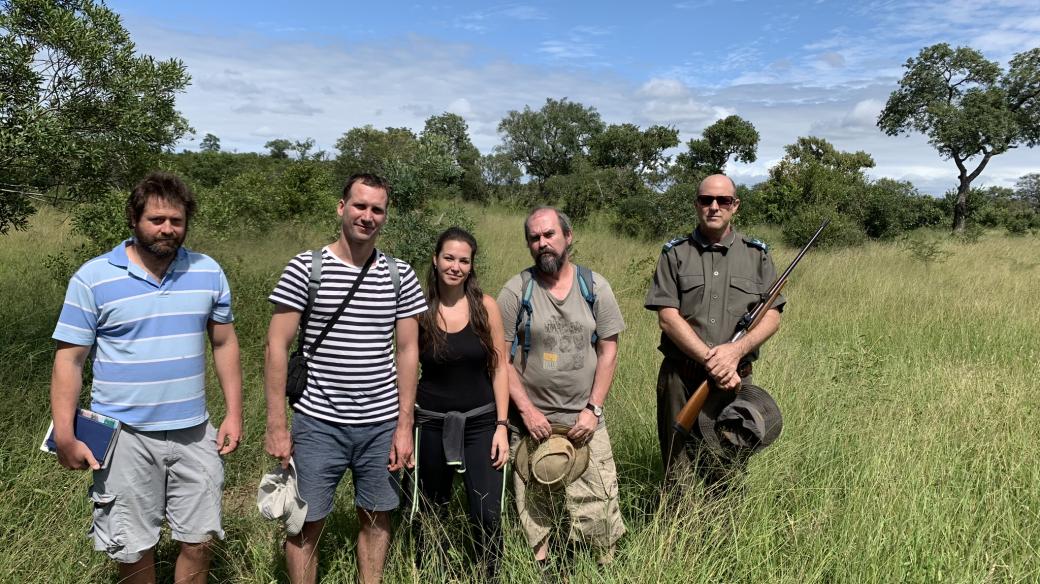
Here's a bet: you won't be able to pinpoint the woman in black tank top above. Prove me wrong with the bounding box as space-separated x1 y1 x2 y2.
413 228 510 581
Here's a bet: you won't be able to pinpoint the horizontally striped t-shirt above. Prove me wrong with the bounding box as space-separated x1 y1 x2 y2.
269 246 427 425
52 240 233 431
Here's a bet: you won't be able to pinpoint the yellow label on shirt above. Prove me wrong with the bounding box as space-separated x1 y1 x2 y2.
543 352 558 370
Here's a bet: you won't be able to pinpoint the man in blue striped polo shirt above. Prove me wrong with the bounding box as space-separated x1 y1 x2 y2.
50 171 243 584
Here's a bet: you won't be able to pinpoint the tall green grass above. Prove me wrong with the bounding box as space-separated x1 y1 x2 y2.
1 205 1037 582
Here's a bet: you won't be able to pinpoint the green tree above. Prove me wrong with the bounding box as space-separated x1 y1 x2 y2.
756 136 875 246
0 0 190 234
333 125 418 181
673 115 759 182
497 97 605 182
199 133 221 153
421 112 485 200
588 123 679 180
1015 172 1040 209
292 138 316 160
878 43 1040 232
264 138 293 159
479 152 522 187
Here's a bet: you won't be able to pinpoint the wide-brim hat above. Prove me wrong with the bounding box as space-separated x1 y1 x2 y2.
514 424 590 490
257 458 308 536
698 383 782 455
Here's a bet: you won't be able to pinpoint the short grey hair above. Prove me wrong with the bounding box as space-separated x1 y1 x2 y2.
524 206 572 240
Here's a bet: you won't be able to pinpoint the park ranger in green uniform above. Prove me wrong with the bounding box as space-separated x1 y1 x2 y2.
644 174 785 486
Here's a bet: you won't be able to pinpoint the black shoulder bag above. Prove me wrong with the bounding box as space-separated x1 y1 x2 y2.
286 249 376 405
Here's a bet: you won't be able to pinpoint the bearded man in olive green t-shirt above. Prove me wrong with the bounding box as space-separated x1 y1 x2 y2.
498 206 626 571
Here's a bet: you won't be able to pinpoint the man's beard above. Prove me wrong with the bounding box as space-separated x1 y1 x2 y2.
135 230 184 259
535 248 566 275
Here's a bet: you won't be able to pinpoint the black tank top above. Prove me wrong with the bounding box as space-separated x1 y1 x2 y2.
417 322 495 415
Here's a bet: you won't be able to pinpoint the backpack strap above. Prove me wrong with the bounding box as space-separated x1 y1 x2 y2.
380 249 401 299
508 268 536 363
292 249 323 356
575 264 598 345
508 266 598 362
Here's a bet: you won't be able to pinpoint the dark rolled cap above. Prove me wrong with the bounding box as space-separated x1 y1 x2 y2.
697 383 782 455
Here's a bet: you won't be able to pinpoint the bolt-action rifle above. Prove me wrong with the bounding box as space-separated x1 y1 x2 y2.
673 219 829 436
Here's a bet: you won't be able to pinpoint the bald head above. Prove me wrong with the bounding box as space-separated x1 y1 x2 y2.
698 174 737 196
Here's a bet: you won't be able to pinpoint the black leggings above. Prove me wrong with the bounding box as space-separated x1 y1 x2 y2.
414 420 504 580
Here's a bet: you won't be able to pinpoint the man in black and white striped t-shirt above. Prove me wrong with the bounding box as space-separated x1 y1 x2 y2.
263 173 426 584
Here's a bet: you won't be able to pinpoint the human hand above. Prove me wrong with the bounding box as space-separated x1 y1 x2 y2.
217 415 243 456
490 425 509 469
566 409 597 444
520 408 552 441
705 343 743 382
715 369 742 392
55 438 100 471
264 425 293 469
388 423 414 471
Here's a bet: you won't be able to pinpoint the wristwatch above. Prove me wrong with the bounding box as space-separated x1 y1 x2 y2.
585 402 603 418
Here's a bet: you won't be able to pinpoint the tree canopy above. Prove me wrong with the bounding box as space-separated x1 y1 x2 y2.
0 0 191 233
673 115 759 181
497 97 605 182
878 43 1040 232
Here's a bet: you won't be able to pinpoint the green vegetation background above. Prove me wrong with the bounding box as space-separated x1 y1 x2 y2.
2 205 1038 583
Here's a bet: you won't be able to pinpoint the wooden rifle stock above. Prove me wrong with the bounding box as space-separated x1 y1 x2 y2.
672 220 829 436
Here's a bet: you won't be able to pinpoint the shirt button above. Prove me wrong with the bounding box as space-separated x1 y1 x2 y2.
707 342 714 347
710 318 716 324
712 294 718 299
713 271 719 276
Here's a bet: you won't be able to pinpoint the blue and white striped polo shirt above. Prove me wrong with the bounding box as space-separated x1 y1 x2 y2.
52 239 233 431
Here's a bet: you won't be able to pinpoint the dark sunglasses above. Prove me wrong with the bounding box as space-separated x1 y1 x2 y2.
696 195 736 208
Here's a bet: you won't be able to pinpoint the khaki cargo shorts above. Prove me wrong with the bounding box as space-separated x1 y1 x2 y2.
511 425 626 549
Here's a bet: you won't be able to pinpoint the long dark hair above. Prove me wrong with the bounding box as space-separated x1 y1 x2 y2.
420 227 498 376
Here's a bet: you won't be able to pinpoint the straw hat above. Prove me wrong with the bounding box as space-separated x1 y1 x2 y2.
514 424 590 490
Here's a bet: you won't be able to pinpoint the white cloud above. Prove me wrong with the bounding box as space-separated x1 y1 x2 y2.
447 98 473 117
118 16 1037 196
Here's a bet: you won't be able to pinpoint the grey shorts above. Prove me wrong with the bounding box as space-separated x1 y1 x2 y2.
88 421 224 563
291 413 400 521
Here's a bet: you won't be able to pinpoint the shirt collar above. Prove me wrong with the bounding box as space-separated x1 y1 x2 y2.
691 227 737 250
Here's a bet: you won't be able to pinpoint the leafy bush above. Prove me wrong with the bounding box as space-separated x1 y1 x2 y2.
379 203 475 274
900 232 950 264
72 188 131 253
612 183 696 241
782 206 866 248
542 165 647 222
196 161 336 237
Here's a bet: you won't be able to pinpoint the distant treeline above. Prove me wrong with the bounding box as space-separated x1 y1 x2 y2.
4 0 1038 258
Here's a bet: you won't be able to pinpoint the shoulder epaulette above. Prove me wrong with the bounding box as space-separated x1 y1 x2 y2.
746 238 769 253
661 236 688 253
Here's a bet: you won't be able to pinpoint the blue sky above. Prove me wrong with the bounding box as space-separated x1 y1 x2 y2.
108 0 1040 194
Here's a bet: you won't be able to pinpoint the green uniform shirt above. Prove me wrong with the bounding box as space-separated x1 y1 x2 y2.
643 228 785 362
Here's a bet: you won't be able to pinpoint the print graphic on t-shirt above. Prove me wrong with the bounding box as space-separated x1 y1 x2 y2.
542 316 586 372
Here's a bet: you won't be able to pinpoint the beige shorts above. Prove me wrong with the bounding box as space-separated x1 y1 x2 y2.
511 425 626 548
88 422 225 563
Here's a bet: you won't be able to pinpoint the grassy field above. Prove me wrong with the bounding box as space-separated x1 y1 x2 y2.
1 205 1038 583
